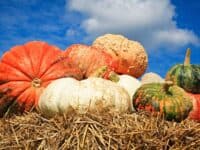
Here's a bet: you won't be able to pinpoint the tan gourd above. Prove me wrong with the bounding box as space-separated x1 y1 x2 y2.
93 34 148 78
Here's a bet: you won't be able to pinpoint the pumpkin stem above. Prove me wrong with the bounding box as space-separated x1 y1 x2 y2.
108 71 120 82
184 48 191 66
90 66 120 82
32 78 41 88
163 80 173 92
90 66 108 78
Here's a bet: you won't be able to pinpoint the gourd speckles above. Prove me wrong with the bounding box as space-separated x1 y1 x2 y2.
93 34 148 78
132 82 193 122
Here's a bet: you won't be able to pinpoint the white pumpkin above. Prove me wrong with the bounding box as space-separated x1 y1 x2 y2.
90 66 141 111
109 74 141 111
117 74 141 97
141 72 164 84
38 77 131 117
116 75 141 99
90 66 141 99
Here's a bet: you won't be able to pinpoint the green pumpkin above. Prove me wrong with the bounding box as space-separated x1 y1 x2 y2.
132 82 193 122
166 48 200 93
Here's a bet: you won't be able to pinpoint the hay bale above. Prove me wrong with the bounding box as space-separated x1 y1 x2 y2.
0 110 200 149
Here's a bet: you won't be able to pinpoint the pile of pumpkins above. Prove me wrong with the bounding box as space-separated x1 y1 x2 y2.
0 34 199 122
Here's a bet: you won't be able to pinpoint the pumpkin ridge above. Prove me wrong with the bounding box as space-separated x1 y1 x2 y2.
173 97 181 120
24 44 37 78
34 42 48 76
1 80 31 83
39 62 63 80
25 88 37 110
17 88 36 111
34 45 63 78
193 66 200 83
169 87 182 116
179 65 184 87
38 53 66 79
195 66 200 91
37 44 61 78
1 61 32 81
168 65 178 77
1 46 35 78
16 86 36 105
0 81 30 98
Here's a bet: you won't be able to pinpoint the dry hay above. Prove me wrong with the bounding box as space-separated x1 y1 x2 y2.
0 109 200 150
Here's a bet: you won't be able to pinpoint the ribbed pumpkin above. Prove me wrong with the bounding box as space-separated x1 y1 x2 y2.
39 77 131 117
132 82 193 122
93 34 148 78
63 44 122 78
91 66 141 111
0 41 83 113
90 66 141 98
187 93 200 122
166 48 200 93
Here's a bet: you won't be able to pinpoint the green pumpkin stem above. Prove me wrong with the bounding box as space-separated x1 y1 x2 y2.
184 48 191 66
108 71 120 82
163 81 173 92
90 66 120 82
90 66 108 77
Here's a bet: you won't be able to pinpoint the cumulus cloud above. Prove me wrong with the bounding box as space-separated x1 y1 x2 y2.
67 0 199 50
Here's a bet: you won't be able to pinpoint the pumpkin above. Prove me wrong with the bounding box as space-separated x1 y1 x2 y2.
187 93 200 122
93 34 148 78
166 48 200 93
62 44 121 79
141 72 164 84
0 41 83 112
90 66 141 111
91 66 141 98
38 77 131 117
132 81 193 122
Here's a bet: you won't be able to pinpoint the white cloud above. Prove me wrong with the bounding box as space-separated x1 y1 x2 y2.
67 0 199 50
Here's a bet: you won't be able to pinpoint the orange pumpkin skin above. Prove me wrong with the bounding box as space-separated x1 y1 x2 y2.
63 44 123 78
187 93 200 122
0 41 83 111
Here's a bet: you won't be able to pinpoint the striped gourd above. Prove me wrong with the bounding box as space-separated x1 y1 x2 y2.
132 82 193 122
166 48 200 93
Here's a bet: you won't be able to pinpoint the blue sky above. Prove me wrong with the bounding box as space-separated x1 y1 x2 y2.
0 0 199 77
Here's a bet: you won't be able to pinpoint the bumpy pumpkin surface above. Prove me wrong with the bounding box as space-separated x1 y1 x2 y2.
0 41 83 112
93 34 148 78
63 44 122 78
166 49 200 93
133 82 193 122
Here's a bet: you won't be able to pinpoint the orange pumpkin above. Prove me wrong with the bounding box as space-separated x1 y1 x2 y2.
0 41 83 112
187 93 200 122
63 44 122 79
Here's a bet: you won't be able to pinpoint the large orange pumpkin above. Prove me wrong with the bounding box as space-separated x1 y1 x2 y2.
0 41 83 112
